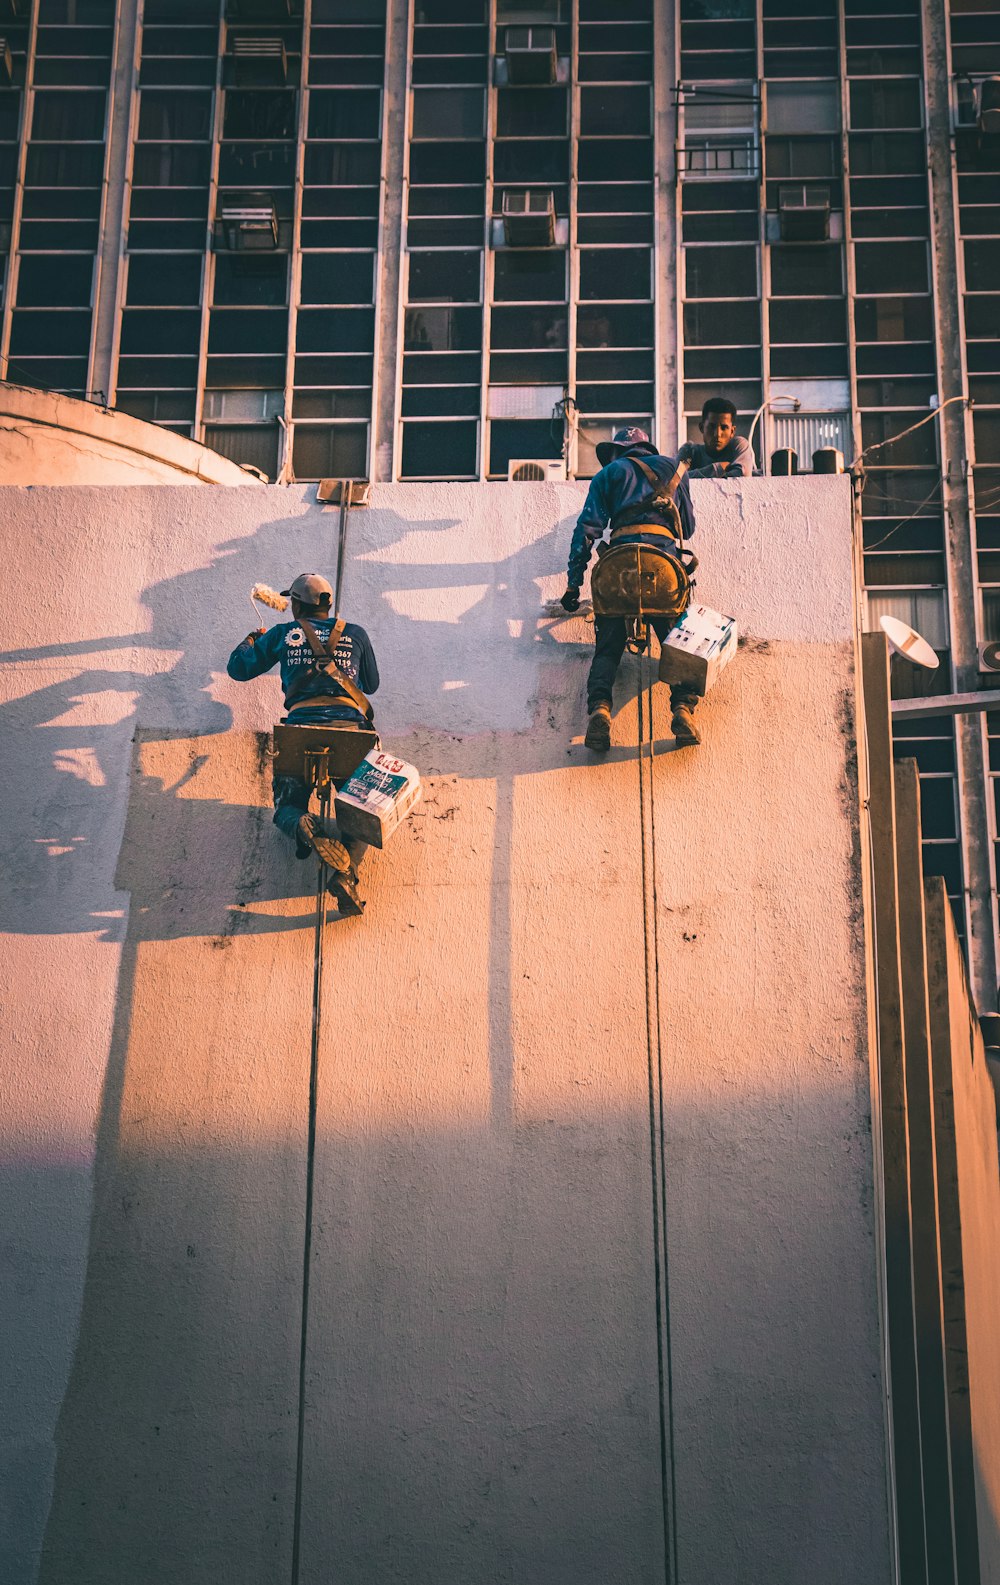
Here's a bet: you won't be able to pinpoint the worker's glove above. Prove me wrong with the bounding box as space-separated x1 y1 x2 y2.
244 627 266 645
560 586 581 613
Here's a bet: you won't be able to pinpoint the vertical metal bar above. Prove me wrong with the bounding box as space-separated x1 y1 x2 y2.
90 0 140 404
0 0 38 382
281 0 310 484
653 0 675 453
194 0 227 442
480 0 497 482
372 0 406 483
922 0 998 1012
334 489 350 619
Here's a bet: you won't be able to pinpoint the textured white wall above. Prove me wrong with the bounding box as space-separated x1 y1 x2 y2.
0 479 893 1584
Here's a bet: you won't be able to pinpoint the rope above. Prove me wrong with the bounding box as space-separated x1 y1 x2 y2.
637 643 680 1584
290 800 329 1585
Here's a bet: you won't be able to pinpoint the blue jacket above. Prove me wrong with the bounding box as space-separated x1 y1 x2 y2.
227 617 379 726
567 451 696 588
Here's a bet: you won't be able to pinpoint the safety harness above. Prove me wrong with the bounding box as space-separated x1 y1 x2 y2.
284 615 375 722
608 455 686 548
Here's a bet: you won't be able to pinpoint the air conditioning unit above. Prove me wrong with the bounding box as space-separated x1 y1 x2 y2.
979 640 1000 672
504 25 557 85
501 188 556 247
226 36 288 86
508 458 566 482
778 183 831 241
979 76 1000 135
0 39 12 87
216 193 279 250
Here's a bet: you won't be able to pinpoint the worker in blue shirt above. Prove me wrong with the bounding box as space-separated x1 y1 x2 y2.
560 426 702 752
678 395 754 477
227 571 378 916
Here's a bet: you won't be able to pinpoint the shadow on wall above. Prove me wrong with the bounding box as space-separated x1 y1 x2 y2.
11 504 703 1585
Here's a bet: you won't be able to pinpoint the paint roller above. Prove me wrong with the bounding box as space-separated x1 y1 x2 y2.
250 582 288 625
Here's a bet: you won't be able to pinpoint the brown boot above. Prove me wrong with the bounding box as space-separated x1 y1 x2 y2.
671 703 701 747
584 702 612 752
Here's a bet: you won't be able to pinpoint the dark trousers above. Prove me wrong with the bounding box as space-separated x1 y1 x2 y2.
272 773 368 872
587 615 701 715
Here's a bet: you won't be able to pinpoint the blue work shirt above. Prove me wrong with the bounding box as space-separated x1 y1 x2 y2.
567 451 695 589
678 433 754 478
227 617 379 726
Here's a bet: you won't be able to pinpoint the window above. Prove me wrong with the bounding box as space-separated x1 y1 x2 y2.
496 87 567 138
204 425 280 479
32 90 106 140
15 255 93 307
494 250 566 300
292 424 368 479
768 297 846 342
580 248 650 298
400 420 478 476
403 306 482 350
854 242 927 294
126 256 202 306
300 254 374 304
766 81 839 135
214 255 287 306
223 90 297 140
411 87 484 139
685 245 757 297
855 296 933 342
139 91 213 141
966 241 1000 293
769 244 841 295
490 305 567 347
580 86 650 136
308 90 381 139
849 80 921 130
408 251 481 302
866 590 948 651
489 419 561 475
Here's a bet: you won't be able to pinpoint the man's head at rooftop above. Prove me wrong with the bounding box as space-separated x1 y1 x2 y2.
699 397 738 457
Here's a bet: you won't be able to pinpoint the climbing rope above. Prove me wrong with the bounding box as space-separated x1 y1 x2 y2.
291 484 352 1583
290 794 330 1585
636 645 681 1585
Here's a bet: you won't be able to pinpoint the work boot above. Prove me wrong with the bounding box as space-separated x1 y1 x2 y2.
671 703 701 748
297 812 351 871
584 702 612 753
327 865 365 918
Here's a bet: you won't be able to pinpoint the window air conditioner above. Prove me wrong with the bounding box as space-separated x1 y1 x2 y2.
979 76 1000 135
778 183 831 241
979 641 1000 673
508 458 566 482
216 194 279 250
227 36 288 86
503 25 557 85
0 39 12 87
501 188 556 247
203 389 283 421
316 479 372 506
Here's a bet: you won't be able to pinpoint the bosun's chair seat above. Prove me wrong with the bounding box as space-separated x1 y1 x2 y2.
590 541 692 622
272 722 378 787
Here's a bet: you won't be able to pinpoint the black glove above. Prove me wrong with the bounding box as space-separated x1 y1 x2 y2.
560 586 581 613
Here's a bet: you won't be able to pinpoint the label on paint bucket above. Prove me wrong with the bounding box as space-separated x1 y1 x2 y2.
335 749 422 849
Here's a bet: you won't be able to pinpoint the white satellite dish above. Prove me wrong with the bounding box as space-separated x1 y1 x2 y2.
879 615 939 671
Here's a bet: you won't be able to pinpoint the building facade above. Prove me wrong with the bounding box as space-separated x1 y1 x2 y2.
0 0 999 1014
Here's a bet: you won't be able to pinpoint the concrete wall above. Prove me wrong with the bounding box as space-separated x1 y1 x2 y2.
0 478 894 1584
926 878 1000 1584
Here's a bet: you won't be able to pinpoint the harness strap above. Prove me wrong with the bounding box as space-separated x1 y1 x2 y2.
296 616 374 722
610 521 679 545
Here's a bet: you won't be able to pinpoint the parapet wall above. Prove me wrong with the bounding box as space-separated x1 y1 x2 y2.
0 478 894 1585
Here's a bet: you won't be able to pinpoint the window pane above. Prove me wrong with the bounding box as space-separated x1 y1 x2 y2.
683 299 760 345
685 244 757 297
580 86 650 136
490 305 567 347
403 305 482 350
855 242 927 294
139 90 212 141
308 90 381 139
769 297 846 343
769 244 842 295
203 425 279 479
223 91 297 141
965 240 1000 293
401 420 478 476
577 302 653 345
855 296 933 341
292 424 369 479
214 256 288 306
16 255 93 307
300 254 374 304
580 248 650 298
32 90 106 140
408 251 481 302
849 80 921 129
766 80 839 134
496 88 568 138
412 88 485 138
126 255 202 306
489 419 562 475
494 250 566 300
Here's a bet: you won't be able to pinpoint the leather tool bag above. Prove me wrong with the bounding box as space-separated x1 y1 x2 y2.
288 617 375 722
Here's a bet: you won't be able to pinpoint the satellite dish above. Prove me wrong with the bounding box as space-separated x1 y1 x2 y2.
879 615 939 671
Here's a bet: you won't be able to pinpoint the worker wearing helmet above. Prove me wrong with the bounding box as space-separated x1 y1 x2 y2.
560 427 701 753
227 572 379 917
